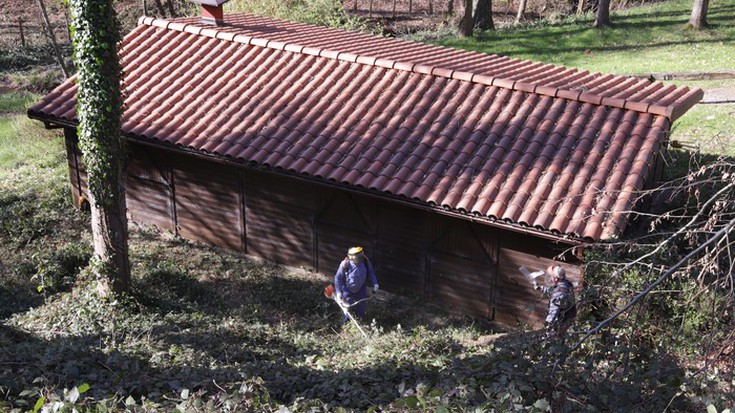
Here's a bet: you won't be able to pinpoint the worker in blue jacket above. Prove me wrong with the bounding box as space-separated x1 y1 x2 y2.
334 246 379 323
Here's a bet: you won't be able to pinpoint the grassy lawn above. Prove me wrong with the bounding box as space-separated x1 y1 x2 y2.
438 0 735 74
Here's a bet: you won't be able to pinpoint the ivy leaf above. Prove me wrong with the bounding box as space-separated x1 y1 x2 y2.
404 396 419 408
32 397 45 413
68 386 80 403
533 398 550 411
125 395 136 406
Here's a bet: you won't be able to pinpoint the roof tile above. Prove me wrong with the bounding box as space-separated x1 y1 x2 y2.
27 13 704 242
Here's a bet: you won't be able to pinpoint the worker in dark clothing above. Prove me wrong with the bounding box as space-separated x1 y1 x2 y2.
334 246 379 324
534 265 576 338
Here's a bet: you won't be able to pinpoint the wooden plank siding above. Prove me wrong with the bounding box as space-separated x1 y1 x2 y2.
61 130 583 326
427 216 498 319
315 190 378 276
375 204 426 295
246 171 316 267
126 146 175 232
495 244 582 328
172 155 243 251
63 128 87 209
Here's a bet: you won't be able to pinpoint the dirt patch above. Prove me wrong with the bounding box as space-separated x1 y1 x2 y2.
702 86 735 104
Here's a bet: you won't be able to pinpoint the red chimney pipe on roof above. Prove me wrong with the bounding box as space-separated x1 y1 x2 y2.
188 0 230 26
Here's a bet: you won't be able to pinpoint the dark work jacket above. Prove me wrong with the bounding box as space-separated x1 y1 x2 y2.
541 280 576 324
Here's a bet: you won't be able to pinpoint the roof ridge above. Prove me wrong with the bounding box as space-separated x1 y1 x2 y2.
138 16 702 121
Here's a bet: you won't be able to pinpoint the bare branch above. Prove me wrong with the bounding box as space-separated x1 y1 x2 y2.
564 216 735 359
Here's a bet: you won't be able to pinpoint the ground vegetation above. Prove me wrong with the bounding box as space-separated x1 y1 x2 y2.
0 0 734 411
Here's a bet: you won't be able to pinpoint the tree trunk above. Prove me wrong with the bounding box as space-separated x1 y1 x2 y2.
576 0 585 14
36 0 69 78
70 0 130 296
515 0 527 23
165 0 175 16
458 0 474 36
153 0 166 16
687 0 709 29
594 0 612 27
474 0 494 30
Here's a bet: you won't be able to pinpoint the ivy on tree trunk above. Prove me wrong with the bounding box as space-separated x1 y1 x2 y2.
70 0 130 295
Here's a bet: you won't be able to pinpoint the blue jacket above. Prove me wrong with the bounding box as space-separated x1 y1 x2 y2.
334 257 378 298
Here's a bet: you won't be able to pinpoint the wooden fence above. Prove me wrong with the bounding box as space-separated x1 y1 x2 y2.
348 0 457 18
0 18 71 49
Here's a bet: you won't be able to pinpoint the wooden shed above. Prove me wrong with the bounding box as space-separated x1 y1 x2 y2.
28 8 703 327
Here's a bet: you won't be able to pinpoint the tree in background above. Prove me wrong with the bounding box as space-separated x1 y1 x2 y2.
515 0 528 24
474 0 495 31
458 0 473 36
69 0 130 295
35 0 69 78
687 0 709 29
594 0 612 27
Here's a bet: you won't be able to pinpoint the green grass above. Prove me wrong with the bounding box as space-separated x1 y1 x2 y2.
671 100 735 155
0 93 65 178
437 0 735 74
0 91 36 113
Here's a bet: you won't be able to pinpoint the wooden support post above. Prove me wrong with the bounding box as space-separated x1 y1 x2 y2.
36 0 69 78
392 0 396 18
19 17 26 47
409 0 413 13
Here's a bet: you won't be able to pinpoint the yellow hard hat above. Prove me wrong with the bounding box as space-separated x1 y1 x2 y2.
348 246 363 255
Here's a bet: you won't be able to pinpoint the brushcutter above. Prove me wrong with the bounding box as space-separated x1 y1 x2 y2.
323 284 370 338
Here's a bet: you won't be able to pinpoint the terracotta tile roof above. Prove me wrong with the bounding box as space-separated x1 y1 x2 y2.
28 13 703 241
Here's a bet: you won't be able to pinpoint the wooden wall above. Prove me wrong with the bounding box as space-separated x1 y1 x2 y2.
64 131 581 326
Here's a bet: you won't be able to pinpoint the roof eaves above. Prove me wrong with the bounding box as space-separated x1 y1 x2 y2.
123 132 587 245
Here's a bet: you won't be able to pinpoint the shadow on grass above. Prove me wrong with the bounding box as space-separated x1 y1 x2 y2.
0 226 705 411
0 312 695 412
